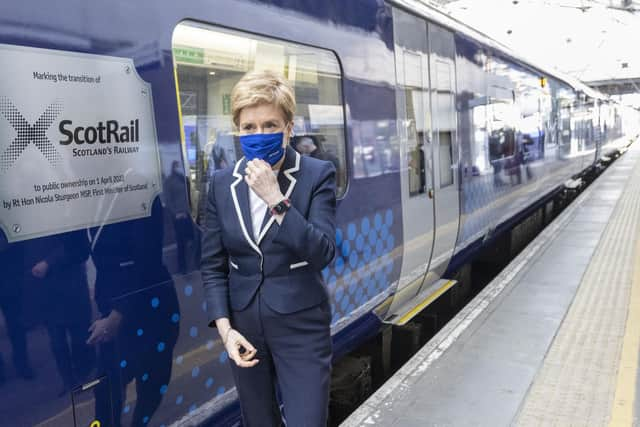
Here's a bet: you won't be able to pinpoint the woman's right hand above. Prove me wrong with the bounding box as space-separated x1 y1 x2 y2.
224 328 259 368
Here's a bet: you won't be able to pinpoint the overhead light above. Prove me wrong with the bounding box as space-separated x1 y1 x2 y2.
209 71 216 75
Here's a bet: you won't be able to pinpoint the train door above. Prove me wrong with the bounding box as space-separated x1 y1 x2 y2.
424 23 460 283
388 8 435 316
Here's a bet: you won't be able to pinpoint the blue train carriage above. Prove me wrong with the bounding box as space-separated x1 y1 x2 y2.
0 1 638 426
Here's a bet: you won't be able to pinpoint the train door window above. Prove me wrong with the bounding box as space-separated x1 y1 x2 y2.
438 132 453 187
487 85 517 163
172 21 347 224
540 89 555 147
584 99 596 149
402 50 428 196
572 97 584 151
393 9 430 197
515 75 546 164
556 87 574 154
433 60 455 188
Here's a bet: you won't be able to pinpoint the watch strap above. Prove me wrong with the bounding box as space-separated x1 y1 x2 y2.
269 198 291 216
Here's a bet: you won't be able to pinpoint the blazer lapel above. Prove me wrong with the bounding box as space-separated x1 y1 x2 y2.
230 158 261 255
256 146 300 246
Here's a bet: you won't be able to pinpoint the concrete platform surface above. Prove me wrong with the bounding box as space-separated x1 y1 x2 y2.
342 141 640 427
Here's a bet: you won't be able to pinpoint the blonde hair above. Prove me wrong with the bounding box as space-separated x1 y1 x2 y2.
231 70 296 127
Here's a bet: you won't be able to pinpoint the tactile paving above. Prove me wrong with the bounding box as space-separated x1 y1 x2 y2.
516 145 640 427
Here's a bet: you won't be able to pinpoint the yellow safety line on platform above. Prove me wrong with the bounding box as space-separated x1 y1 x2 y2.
396 280 456 325
609 233 640 426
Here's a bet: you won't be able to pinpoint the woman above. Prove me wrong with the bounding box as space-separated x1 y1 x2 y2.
201 70 337 426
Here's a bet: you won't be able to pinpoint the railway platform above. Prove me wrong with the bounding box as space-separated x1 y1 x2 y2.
342 140 640 427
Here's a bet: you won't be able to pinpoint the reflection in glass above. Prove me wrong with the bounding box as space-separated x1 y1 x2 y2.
396 49 429 197
164 160 194 274
88 197 179 427
0 230 94 425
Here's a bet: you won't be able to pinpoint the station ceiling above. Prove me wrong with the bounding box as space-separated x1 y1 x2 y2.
427 0 640 101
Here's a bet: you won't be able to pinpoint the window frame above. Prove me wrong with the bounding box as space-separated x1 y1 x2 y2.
171 19 351 202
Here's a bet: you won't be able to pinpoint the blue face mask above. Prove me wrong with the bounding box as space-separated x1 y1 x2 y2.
239 132 285 166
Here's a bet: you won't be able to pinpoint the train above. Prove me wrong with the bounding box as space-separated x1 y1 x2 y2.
0 0 638 426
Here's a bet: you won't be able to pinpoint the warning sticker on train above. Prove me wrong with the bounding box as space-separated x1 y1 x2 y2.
0 43 162 242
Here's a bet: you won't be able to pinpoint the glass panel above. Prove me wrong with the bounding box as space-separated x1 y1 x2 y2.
393 7 430 198
433 60 456 188
487 92 518 163
439 131 454 187
403 51 428 196
172 21 348 224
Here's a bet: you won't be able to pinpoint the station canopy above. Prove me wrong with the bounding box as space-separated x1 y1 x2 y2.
426 0 640 106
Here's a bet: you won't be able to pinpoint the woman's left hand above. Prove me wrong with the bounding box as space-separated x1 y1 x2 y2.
245 159 284 206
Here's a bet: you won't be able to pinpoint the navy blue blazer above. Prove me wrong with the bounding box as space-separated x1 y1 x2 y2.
201 146 337 326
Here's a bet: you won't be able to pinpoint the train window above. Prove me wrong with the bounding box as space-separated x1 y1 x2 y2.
559 100 572 152
433 59 455 188
540 90 555 147
401 49 429 197
393 8 430 198
487 95 518 163
438 132 454 187
172 21 347 224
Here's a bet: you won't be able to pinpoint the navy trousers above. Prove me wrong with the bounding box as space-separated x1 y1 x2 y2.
230 290 332 427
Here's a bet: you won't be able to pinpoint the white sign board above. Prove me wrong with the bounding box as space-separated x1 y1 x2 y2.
308 104 344 127
0 44 162 242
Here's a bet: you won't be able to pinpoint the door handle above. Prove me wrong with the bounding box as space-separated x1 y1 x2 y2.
428 188 434 199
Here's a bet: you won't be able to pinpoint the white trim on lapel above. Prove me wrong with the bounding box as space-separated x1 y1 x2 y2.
290 261 308 270
230 158 262 256
256 150 300 245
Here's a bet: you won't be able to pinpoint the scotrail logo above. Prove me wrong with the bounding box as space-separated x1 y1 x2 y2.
0 97 63 172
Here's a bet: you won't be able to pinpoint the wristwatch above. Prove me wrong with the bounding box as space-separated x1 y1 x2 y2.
270 198 291 216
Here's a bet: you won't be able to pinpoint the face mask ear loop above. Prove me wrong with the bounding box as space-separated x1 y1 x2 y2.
286 123 295 147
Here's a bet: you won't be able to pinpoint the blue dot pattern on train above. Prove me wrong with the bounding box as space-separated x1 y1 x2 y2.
325 208 396 324
119 208 396 423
